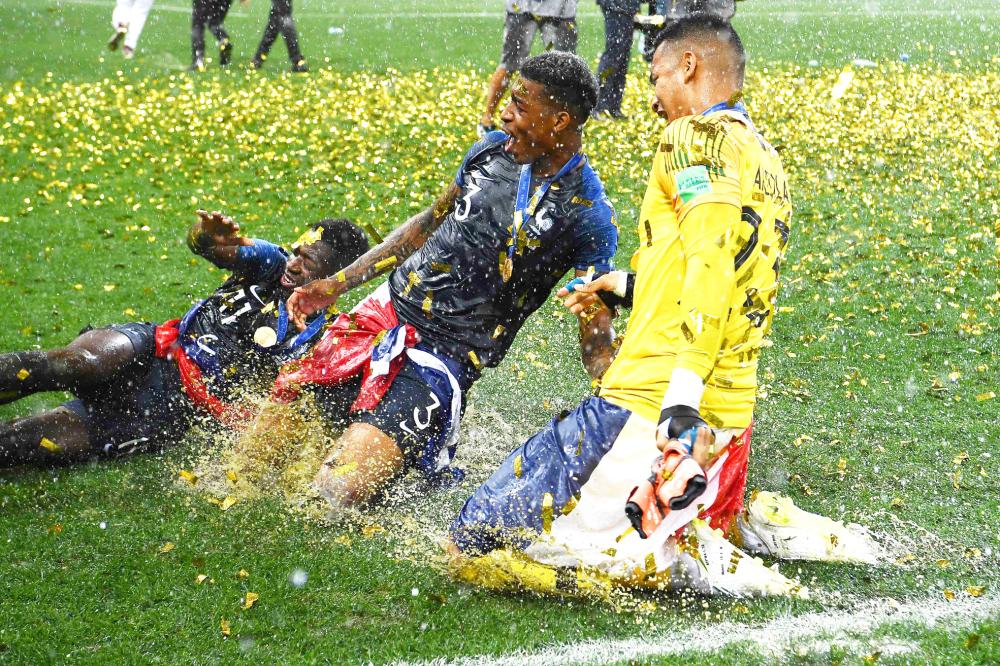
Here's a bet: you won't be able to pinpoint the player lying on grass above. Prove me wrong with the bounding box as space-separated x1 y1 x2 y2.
242 52 619 514
0 212 368 466
447 16 849 597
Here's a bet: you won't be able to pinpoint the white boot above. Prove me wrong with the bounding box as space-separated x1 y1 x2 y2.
737 491 881 564
675 519 809 598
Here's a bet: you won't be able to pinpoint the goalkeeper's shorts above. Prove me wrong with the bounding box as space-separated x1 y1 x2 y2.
450 396 751 580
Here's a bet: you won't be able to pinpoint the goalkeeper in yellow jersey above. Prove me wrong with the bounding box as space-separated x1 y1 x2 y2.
447 16 816 596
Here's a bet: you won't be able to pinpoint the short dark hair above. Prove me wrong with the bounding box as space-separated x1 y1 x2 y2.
519 51 599 126
311 218 369 272
650 14 746 84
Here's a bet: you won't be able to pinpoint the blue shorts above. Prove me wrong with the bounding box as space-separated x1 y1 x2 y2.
64 323 193 456
449 396 631 554
309 354 466 483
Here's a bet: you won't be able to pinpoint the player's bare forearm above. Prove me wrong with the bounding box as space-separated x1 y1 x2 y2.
334 182 460 291
578 301 616 380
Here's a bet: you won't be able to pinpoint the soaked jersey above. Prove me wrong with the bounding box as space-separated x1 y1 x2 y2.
181 240 322 400
599 109 793 429
389 132 618 374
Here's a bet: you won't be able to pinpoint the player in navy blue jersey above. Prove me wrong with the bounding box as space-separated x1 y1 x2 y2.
254 52 620 515
0 212 368 466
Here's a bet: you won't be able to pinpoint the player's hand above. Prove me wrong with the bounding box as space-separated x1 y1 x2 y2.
196 209 252 247
287 277 345 330
557 272 619 316
656 407 717 469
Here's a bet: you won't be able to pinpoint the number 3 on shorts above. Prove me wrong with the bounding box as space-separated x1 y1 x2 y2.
399 392 441 438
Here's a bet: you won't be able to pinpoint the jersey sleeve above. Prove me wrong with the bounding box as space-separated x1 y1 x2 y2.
455 131 508 186
657 116 742 224
570 197 618 272
235 239 288 283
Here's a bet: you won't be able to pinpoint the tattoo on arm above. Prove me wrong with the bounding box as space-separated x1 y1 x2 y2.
337 182 460 291
579 306 616 380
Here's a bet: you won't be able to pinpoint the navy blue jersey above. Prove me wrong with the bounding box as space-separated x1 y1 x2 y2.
389 132 618 374
181 240 320 399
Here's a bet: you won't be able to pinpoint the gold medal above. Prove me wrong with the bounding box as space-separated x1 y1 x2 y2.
253 326 278 348
501 255 513 282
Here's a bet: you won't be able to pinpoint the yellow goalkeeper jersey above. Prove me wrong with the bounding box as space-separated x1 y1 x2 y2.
599 107 792 429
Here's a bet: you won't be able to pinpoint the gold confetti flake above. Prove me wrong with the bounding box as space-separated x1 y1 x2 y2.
178 469 198 485
38 437 61 453
965 586 985 597
220 618 231 637
513 455 523 478
374 256 397 272
541 493 554 533
242 592 259 609
237 569 250 579
196 574 211 585
158 542 176 554
943 589 956 601
220 496 238 511
16 368 29 381
362 524 385 537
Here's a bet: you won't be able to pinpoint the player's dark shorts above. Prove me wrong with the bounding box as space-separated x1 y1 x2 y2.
308 358 465 474
500 12 578 71
63 322 193 456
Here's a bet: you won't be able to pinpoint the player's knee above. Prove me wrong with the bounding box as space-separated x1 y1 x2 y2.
51 348 103 382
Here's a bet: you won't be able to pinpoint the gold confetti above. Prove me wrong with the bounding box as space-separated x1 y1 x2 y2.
220 496 238 511
237 569 250 579
943 589 956 601
541 493 554 533
513 454 523 478
362 524 385 537
38 437 61 453
965 586 985 597
178 469 198 485
225 469 238 483
196 574 211 585
373 256 397 272
976 392 996 401
158 542 176 554
242 592 259 609
16 368 29 380
220 618 231 637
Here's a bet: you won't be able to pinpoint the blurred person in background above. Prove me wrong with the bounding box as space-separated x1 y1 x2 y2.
190 0 242 70
108 0 155 59
479 0 579 137
250 0 308 72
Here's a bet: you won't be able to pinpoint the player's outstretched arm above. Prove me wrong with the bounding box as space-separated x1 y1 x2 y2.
287 182 461 330
186 209 253 270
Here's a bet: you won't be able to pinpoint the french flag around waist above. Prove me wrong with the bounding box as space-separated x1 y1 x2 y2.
270 285 419 410
153 319 253 428
271 284 465 480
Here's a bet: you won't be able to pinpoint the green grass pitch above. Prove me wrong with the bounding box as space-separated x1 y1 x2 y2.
0 0 998 663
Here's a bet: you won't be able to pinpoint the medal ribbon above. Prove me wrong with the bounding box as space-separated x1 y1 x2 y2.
509 152 584 264
263 301 327 352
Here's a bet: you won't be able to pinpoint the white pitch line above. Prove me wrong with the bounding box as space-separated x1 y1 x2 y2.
393 594 1000 666
46 0 1000 19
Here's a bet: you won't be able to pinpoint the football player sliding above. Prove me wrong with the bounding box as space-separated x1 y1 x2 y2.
0 211 368 466
448 16 878 598
242 51 620 515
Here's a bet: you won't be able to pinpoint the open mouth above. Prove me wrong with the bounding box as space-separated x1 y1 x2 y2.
279 271 296 288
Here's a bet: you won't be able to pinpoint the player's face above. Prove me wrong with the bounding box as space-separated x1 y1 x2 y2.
499 79 561 164
649 45 683 121
281 241 331 289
